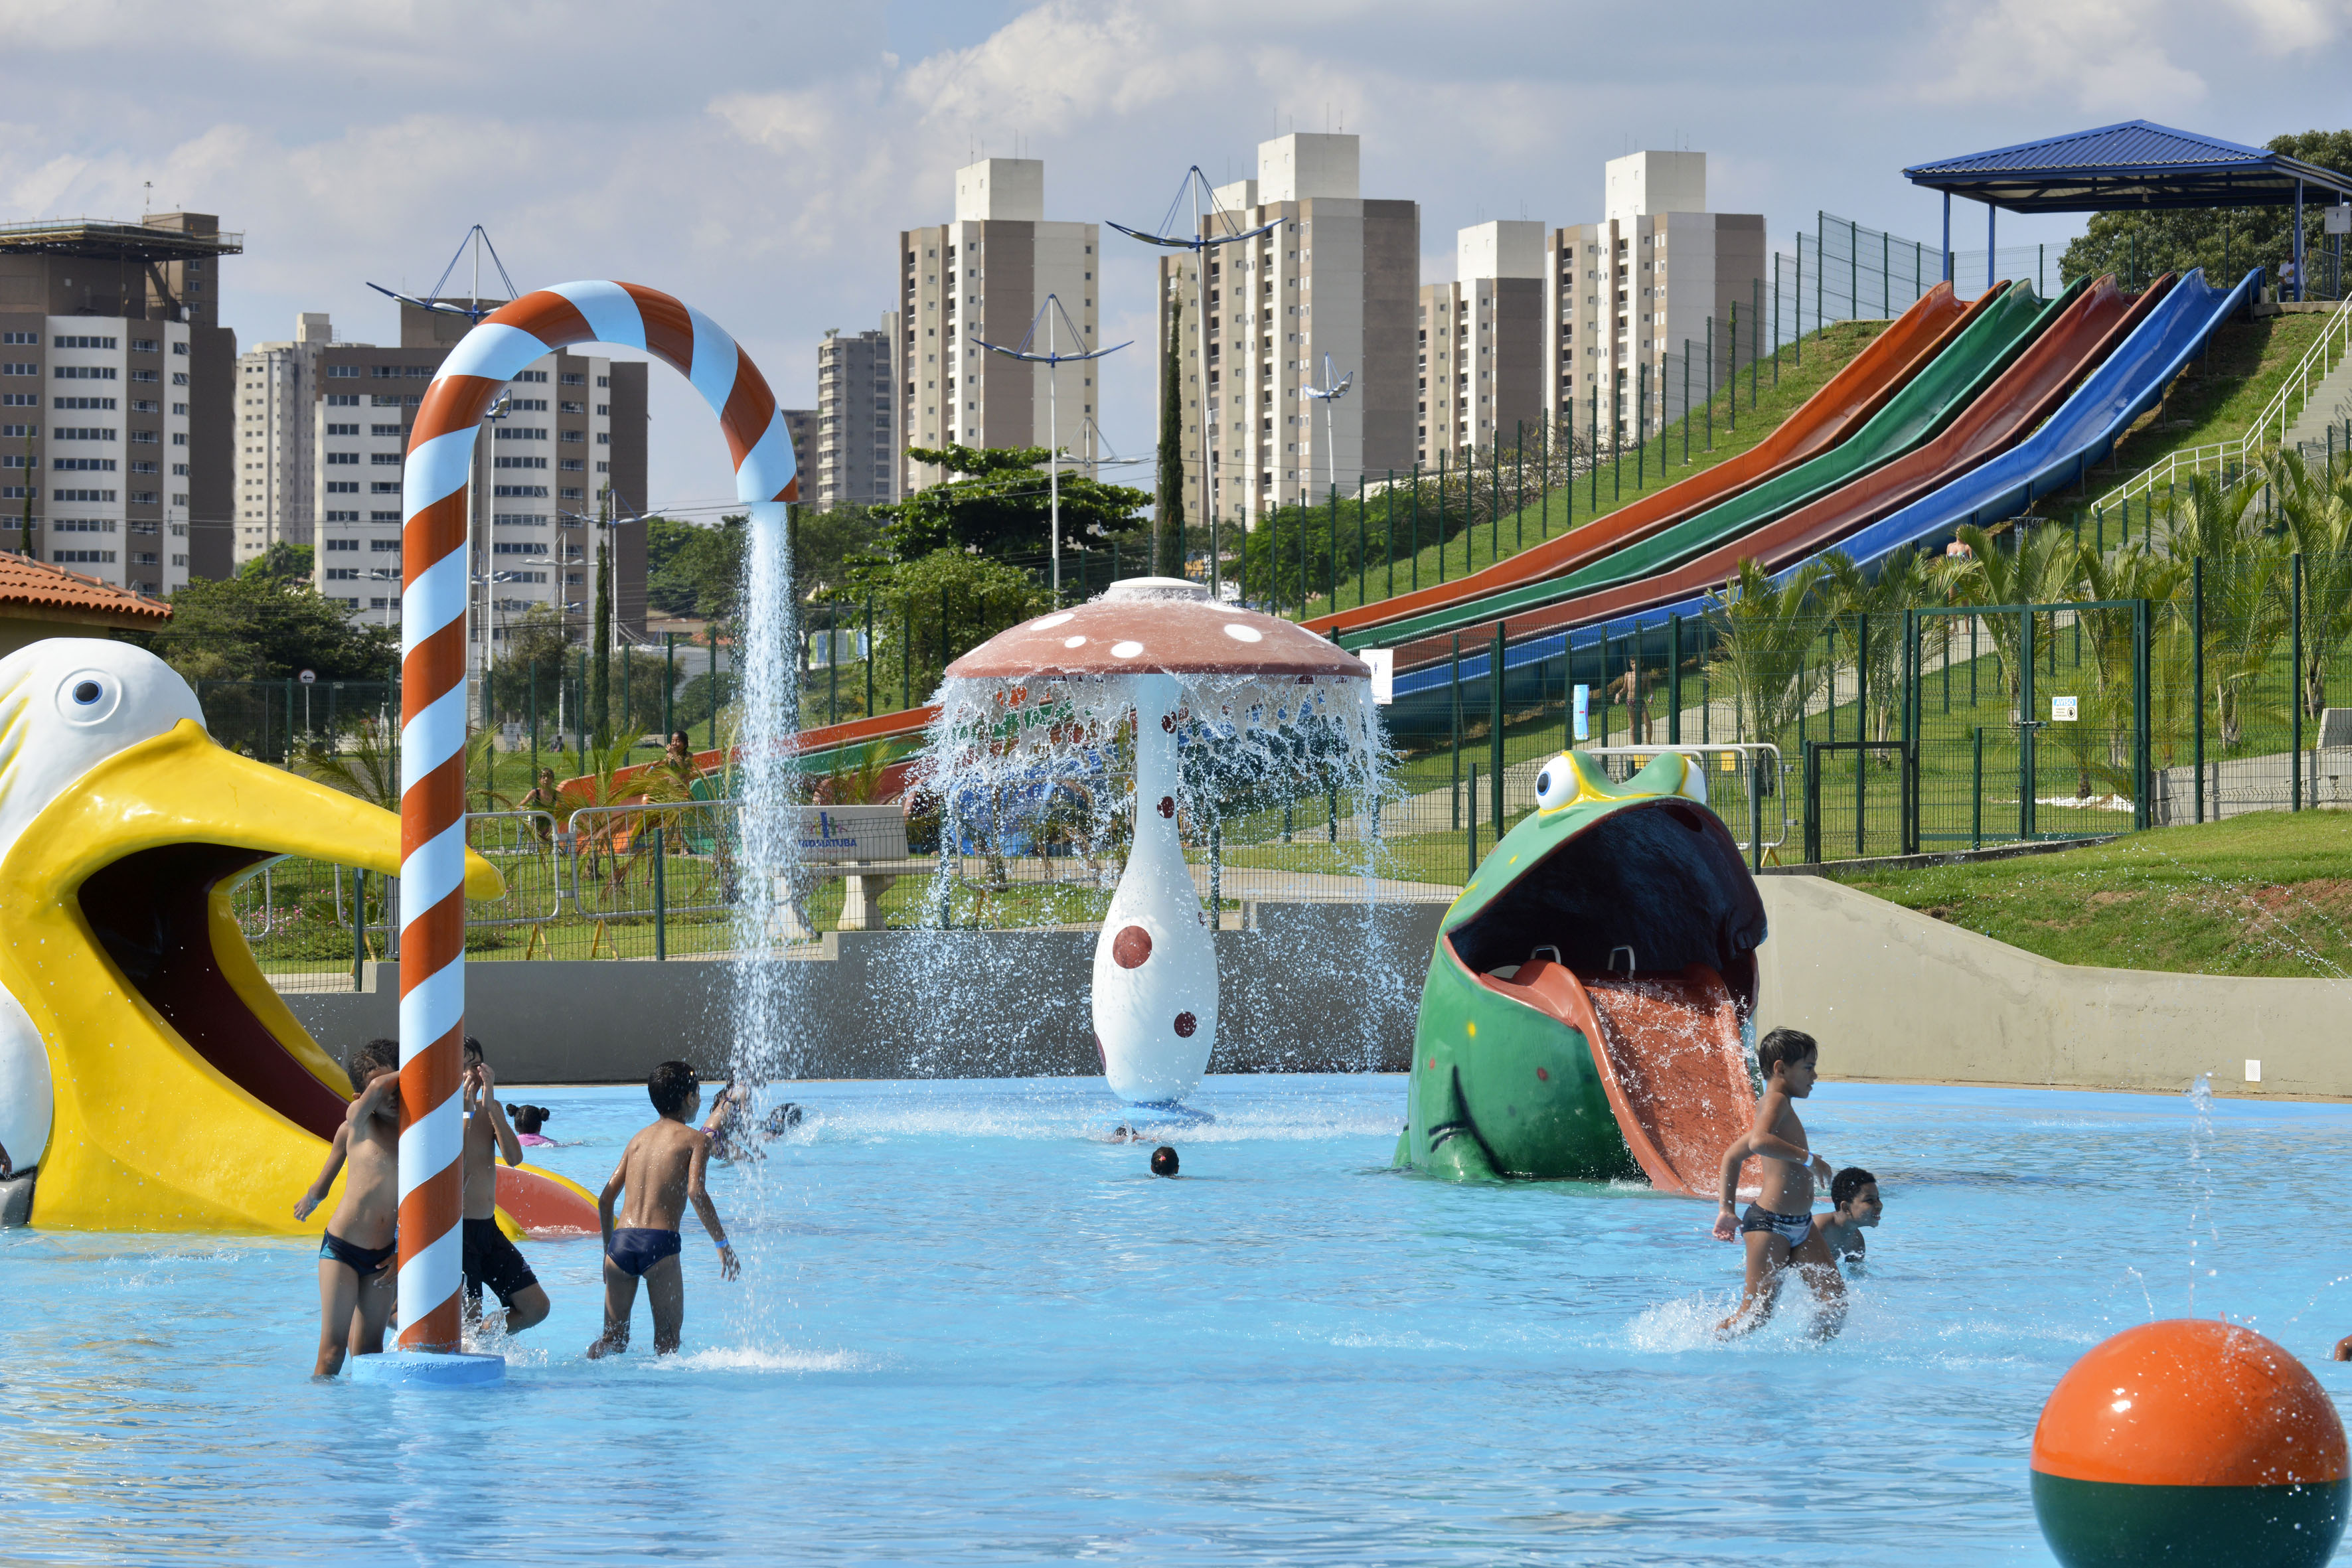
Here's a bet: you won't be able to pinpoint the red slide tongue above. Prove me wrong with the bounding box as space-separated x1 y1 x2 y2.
1578 969 1758 1198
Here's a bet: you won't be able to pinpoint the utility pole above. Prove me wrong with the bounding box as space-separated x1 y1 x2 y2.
975 295 1129 601
591 491 611 748
1111 168 1279 598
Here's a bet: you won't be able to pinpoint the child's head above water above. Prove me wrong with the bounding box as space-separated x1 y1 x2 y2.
647 1059 700 1121
1756 1028 1819 1092
1831 1166 1882 1224
511 1105 552 1135
1150 1146 1179 1178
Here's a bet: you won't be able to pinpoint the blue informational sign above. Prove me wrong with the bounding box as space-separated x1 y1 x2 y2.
1572 684 1590 741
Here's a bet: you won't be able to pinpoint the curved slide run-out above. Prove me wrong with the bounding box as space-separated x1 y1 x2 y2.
1304 282 1981 641
1381 267 2258 704
1349 277 2060 654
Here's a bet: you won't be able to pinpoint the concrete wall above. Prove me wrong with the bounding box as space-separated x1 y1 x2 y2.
284 903 1443 1086
281 880 2346 1100
1753 875 2343 1099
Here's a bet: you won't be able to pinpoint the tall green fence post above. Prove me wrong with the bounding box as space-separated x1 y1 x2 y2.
1668 615 1683 744
353 868 368 990
2192 557 2205 823
1490 621 1505 835
2293 552 2305 811
1450 633 1463 830
654 825 667 960
1466 761 1479 876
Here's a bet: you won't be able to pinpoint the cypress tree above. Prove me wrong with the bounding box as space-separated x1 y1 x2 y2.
1154 283 1185 580
590 493 612 747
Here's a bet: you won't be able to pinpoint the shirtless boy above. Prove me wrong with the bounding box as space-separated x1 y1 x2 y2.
587 1060 740 1358
1812 1167 1883 1272
459 1039 550 1338
304 1038 403 1376
1711 1028 1845 1338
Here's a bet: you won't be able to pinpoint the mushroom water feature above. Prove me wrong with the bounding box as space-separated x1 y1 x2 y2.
929 578 1377 1111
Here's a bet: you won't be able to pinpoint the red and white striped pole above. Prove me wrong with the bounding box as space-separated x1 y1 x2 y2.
394 282 795 1360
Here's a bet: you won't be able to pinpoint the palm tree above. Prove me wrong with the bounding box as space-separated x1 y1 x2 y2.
1934 521 2086 709
1819 547 1931 753
2068 544 2189 794
2156 469 2288 749
296 718 397 811
2269 449 2352 722
1707 557 1828 757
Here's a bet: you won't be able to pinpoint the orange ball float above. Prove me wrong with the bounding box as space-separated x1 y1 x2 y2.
2031 1319 2349 1567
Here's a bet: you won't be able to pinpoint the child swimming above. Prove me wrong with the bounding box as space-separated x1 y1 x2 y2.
1811 1167 1882 1271
587 1060 740 1358
1711 1028 1845 1339
509 1103 558 1148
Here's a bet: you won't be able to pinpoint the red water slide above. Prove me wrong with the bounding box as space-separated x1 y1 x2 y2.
1304 281 1982 642
1384 273 2168 668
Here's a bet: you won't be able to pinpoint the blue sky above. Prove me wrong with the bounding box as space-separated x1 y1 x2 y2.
6 0 2350 520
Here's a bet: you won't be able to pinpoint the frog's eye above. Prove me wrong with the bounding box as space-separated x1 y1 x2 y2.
1534 757 1575 811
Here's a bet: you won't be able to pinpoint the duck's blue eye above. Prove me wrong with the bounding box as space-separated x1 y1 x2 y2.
72 681 101 706
1536 769 1553 797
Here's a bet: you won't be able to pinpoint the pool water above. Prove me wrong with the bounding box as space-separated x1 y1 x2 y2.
5 1075 2351 1565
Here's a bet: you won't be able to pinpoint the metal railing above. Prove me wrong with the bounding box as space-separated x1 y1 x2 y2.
2088 299 2352 516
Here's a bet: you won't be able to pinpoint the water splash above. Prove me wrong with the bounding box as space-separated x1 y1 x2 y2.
909 646 1405 1079
2185 1071 2217 1313
726 501 802 1088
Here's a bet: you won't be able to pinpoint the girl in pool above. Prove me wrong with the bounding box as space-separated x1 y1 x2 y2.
510 1105 558 1148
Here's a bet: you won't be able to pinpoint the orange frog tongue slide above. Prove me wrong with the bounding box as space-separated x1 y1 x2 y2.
1474 960 1757 1198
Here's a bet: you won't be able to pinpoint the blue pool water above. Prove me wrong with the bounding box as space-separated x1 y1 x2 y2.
5 1074 2351 1565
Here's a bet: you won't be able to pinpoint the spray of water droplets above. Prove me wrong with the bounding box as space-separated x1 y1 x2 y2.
907 660 1412 1073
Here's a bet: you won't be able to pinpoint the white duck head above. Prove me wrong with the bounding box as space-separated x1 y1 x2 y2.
0 639 499 1231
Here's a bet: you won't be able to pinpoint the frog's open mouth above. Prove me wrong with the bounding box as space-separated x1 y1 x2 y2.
1447 797 1766 1008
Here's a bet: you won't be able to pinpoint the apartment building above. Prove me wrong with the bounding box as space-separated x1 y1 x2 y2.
1419 221 1547 465
0 213 239 592
897 159 1100 497
1545 151 1766 445
305 298 649 660
233 312 334 563
814 323 896 507
1160 133 1417 528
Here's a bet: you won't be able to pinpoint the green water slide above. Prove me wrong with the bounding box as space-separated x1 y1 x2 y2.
1340 278 2075 652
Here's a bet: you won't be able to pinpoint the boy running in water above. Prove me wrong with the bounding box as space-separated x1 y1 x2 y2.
304 1038 403 1376
1711 1029 1845 1338
587 1060 740 1358
459 1039 549 1338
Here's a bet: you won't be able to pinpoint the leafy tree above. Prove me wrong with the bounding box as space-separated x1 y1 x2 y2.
2061 130 2352 291
790 504 883 600
646 513 745 621
238 541 314 584
872 443 1149 561
488 605 572 711
144 573 396 682
846 548 1053 709
1708 558 1828 751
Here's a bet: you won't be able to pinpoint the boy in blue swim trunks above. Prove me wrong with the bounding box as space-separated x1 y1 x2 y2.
1711 1028 1845 1339
305 1038 403 1376
587 1060 740 1358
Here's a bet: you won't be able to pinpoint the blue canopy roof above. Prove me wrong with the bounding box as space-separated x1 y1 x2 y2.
1904 121 2352 213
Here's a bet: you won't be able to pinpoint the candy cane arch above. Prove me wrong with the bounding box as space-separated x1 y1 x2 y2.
396 283 796 1351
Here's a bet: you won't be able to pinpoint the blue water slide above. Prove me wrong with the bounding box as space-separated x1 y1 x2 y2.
1383 268 2259 718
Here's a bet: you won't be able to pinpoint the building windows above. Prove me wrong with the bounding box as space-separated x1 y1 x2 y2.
559 400 585 414
325 537 360 551
53 549 116 564
129 462 157 476
369 538 401 552
52 427 114 441
0 333 31 346
326 423 358 437
326 451 358 465
327 365 359 379
0 364 32 376
560 459 584 472
325 567 360 581
129 339 159 354
495 456 547 470
54 366 117 381
327 481 359 494
560 372 585 386
369 453 400 466
512 370 548 384
369 481 401 494
494 426 547 441
370 424 402 437
509 398 547 412
54 335 117 349
327 394 359 408
52 458 116 472
493 484 548 498
370 510 402 523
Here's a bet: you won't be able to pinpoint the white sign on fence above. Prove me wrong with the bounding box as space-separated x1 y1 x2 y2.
796 805 909 862
2328 204 2351 236
1362 648 1395 705
1573 684 1591 740
2051 695 2078 722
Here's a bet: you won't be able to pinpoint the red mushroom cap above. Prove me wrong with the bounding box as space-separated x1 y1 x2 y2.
944 578 1368 682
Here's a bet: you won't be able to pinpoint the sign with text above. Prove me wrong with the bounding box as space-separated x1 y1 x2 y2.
795 805 909 863
2051 695 2078 722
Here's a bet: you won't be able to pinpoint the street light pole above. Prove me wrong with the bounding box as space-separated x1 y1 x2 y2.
975 296 1128 603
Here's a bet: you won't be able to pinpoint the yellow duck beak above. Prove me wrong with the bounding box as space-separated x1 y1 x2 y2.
2 719 502 1232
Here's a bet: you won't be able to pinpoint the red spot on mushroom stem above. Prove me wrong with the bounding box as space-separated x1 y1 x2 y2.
1173 1012 1198 1038
1157 795 1175 819
1112 925 1153 969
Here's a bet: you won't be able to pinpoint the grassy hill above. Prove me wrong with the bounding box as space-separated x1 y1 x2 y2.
1828 811 2352 977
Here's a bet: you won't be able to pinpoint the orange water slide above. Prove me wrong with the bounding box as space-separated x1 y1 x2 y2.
1383 272 2167 669
1305 281 1982 642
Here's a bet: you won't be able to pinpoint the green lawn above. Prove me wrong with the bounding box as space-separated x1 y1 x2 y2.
1829 809 2352 977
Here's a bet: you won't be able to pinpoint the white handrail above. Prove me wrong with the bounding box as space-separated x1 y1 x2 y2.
2088 301 2352 516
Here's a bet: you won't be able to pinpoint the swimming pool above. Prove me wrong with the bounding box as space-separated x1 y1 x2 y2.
3 1075 2347 1564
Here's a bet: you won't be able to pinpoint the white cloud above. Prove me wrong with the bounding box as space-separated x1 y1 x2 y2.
1918 0 2209 116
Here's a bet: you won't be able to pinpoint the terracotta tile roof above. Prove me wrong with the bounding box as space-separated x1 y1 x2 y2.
0 551 171 625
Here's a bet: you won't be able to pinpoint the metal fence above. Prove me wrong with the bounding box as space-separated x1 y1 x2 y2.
1775 212 2058 352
